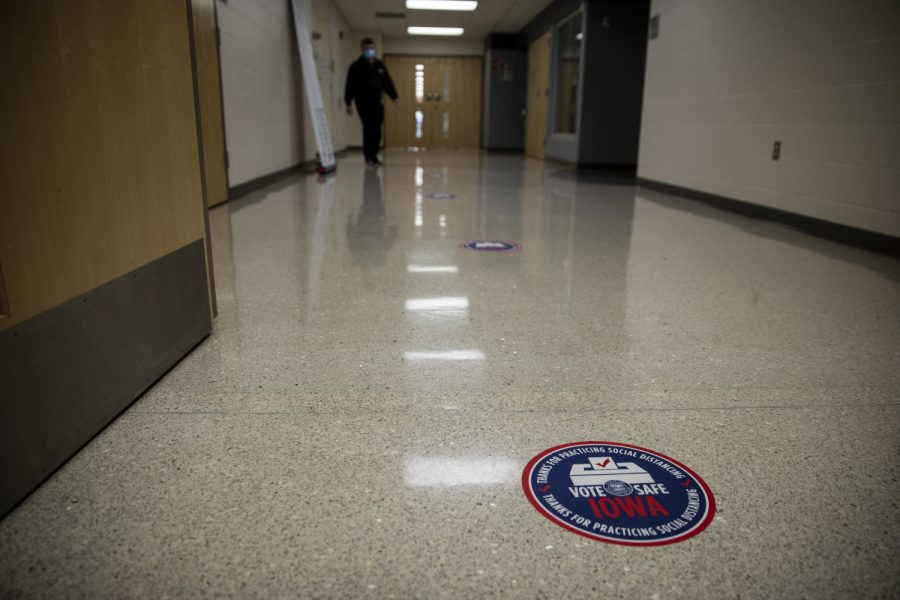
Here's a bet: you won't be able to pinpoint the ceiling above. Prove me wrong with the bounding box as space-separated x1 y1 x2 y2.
331 0 554 40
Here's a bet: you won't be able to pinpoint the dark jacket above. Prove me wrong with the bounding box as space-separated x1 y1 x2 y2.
344 56 398 109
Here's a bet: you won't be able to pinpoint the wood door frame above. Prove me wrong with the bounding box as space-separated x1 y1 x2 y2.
212 0 230 197
525 32 551 159
186 0 218 316
383 55 428 148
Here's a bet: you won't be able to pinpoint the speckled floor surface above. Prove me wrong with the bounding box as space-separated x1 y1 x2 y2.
1 150 899 598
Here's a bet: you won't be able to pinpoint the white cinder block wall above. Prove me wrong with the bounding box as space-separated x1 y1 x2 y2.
218 0 363 186
218 0 304 187
638 0 900 237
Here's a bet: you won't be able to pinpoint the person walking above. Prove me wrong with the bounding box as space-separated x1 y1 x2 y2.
344 38 398 166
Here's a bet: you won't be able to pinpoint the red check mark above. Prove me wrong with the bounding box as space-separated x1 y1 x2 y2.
597 458 611 468
539 484 551 493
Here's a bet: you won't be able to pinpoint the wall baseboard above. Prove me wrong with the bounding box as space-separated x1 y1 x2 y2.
228 163 308 201
227 150 352 202
0 240 212 517
637 177 900 257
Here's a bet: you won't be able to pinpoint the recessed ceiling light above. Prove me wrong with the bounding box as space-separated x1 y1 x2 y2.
405 297 469 311
404 457 517 487
403 350 485 361
408 26 465 36
406 0 478 11
407 265 458 273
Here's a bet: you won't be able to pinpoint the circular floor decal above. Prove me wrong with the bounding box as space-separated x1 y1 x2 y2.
522 441 715 546
461 240 521 252
425 193 456 199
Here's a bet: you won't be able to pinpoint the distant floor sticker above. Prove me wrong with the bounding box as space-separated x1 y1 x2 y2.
425 193 456 199
461 241 521 252
522 442 715 546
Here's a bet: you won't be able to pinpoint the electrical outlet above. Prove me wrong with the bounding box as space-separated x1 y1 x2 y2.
772 141 781 161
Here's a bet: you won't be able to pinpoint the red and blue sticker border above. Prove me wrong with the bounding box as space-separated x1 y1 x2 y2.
522 441 716 546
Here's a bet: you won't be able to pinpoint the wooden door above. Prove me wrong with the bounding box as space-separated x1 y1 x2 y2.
385 56 481 149
384 56 428 147
430 57 481 149
526 31 552 158
0 0 210 330
0 0 213 517
191 0 228 207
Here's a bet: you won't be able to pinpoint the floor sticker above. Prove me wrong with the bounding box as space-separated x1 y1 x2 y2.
461 241 521 252
425 193 457 199
522 441 715 546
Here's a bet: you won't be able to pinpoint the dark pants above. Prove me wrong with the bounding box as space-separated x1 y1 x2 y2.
357 103 384 162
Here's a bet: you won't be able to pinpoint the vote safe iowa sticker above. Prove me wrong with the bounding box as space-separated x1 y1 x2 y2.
461 240 521 252
522 442 715 546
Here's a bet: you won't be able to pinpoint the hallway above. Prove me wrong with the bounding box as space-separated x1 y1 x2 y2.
1 150 899 598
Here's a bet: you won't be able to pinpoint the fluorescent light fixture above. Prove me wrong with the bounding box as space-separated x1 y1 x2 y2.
407 265 459 273
405 297 468 311
408 26 464 36
404 350 485 361
406 0 477 11
404 457 518 487
415 64 425 70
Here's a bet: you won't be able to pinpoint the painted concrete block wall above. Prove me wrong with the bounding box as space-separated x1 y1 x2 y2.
219 0 364 185
217 0 304 186
638 0 900 237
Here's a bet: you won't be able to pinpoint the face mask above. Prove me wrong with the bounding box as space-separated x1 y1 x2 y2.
364 48 376 59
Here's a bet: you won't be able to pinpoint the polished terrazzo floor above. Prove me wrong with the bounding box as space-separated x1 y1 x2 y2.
1 150 899 598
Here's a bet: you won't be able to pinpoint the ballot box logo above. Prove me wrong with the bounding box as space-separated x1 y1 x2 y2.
522 442 715 546
461 240 521 252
